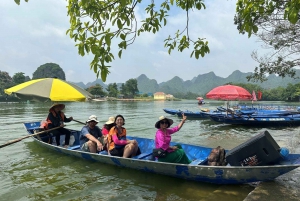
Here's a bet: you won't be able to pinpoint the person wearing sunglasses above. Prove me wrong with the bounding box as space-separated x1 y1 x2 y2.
154 114 191 164
79 115 104 153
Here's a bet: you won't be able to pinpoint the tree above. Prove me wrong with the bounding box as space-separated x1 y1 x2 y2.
106 83 118 97
235 0 300 82
123 79 139 98
120 83 127 97
65 0 209 82
0 71 13 95
87 84 107 96
12 72 26 85
32 63 66 80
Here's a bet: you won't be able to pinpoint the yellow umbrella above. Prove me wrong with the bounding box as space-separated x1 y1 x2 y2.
4 78 92 102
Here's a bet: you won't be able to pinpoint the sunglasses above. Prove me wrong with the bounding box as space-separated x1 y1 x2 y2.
160 121 168 124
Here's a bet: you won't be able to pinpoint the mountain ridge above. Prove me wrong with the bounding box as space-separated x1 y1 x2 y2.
72 70 300 95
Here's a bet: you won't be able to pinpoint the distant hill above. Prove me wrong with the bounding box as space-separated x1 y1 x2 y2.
72 70 300 95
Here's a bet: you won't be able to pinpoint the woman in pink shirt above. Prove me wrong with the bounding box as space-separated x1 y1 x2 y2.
154 114 191 164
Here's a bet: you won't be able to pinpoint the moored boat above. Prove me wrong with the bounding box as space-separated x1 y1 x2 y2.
23 121 300 184
163 108 225 119
209 113 300 126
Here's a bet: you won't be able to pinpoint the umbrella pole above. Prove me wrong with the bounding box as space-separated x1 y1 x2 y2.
0 126 62 149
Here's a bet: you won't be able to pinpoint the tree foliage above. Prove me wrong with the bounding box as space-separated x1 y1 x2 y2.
32 63 66 80
106 83 119 97
122 78 139 98
235 0 300 82
12 72 26 85
0 71 13 95
66 0 209 82
86 83 107 96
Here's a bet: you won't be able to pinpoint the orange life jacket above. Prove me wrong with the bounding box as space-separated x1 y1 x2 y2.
40 110 65 130
107 126 126 150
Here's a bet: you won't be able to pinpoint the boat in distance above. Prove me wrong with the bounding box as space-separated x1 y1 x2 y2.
163 108 225 119
23 121 300 184
209 112 300 126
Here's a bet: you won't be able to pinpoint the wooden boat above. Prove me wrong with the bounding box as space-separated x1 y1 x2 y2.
23 121 300 184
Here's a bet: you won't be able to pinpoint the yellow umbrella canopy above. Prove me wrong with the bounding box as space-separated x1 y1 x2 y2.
4 78 92 102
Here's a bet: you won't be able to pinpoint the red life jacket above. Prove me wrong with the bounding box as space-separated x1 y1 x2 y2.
40 110 65 130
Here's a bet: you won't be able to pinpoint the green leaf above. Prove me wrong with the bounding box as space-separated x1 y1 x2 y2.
117 19 122 29
105 34 111 46
101 69 107 82
120 33 125 40
120 0 127 7
14 0 20 5
253 25 258 33
118 50 122 58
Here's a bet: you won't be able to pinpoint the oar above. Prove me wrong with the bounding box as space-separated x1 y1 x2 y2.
0 126 62 149
73 119 86 125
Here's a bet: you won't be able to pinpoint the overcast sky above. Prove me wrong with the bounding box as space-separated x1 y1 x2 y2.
0 0 263 85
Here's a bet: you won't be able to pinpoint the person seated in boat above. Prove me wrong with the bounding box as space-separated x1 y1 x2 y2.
102 116 115 135
79 115 104 153
108 114 139 158
154 114 192 164
46 103 73 148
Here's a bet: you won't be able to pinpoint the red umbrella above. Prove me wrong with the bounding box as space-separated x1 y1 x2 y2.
206 85 252 100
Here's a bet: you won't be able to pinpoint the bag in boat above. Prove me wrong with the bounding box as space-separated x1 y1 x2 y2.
153 148 167 158
207 146 227 166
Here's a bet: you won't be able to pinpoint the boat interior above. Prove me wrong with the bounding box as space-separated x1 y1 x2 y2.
23 122 300 166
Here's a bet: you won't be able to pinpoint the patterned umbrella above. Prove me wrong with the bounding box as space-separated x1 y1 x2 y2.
4 78 92 102
206 85 252 100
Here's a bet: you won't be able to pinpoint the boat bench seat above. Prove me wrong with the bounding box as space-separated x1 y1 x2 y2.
132 152 152 159
189 158 207 165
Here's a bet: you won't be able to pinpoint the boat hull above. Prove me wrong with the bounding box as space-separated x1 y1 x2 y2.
24 122 300 184
163 108 221 119
210 114 300 126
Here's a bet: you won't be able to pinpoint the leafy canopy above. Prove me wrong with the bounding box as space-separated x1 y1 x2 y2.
66 0 209 82
12 72 26 85
235 0 300 82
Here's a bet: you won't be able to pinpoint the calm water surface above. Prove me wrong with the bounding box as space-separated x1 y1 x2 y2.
1 100 300 201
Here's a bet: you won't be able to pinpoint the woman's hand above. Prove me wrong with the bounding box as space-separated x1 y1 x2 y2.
182 113 187 123
170 146 178 150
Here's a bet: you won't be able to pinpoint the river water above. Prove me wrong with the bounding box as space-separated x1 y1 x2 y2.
1 100 300 201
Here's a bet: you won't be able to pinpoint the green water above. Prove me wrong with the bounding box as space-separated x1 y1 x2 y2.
1 100 300 201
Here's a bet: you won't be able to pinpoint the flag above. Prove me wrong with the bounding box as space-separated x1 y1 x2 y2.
258 90 262 100
252 90 257 101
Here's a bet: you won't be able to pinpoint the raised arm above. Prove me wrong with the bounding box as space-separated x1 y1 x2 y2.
177 113 187 131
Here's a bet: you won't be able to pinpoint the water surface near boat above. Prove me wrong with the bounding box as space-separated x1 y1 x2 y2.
1 100 300 200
